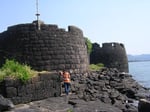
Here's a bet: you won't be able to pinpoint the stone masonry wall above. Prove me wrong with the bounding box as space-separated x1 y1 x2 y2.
0 22 89 74
90 42 129 72
0 72 61 104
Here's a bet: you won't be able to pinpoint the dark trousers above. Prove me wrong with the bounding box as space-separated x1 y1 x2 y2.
64 82 70 95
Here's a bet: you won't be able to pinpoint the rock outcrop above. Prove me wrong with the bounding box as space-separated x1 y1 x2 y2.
71 68 149 112
8 68 150 112
0 94 14 111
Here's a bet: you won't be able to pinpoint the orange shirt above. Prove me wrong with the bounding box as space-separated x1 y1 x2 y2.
62 72 71 83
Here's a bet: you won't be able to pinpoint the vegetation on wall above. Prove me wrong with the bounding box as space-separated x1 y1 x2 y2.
85 37 92 54
89 63 104 71
0 59 37 83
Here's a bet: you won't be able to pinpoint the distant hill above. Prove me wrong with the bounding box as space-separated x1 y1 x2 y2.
127 54 150 62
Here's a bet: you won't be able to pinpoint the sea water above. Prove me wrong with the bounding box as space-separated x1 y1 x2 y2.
129 61 150 88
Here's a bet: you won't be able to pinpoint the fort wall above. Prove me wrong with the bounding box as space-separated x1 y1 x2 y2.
0 22 89 74
90 42 129 72
0 72 61 104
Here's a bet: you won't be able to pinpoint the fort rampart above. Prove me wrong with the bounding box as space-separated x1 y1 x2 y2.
0 72 61 104
0 22 89 74
90 42 129 72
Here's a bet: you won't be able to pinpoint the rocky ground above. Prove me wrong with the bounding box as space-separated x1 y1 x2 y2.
6 95 124 112
2 68 150 112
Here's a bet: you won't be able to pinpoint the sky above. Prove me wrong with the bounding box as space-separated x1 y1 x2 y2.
0 0 150 55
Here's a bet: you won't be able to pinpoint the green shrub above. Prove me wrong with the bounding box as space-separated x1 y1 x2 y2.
89 63 104 71
85 37 92 54
0 71 5 82
0 59 37 83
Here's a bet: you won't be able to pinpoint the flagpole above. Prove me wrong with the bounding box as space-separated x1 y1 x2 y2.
35 0 40 30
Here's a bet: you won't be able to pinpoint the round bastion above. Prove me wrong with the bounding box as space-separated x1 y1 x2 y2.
90 42 129 72
0 21 89 74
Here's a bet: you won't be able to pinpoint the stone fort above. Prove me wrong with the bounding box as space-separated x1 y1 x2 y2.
0 21 129 73
0 21 129 104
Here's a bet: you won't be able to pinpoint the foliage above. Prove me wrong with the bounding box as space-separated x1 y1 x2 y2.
0 71 5 82
85 37 92 54
0 59 37 83
67 109 73 112
89 63 104 71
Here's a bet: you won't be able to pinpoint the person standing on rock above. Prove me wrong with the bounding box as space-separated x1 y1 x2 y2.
60 70 71 95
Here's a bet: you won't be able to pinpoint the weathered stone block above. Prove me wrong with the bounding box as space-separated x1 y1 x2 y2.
4 78 15 87
31 76 40 84
35 81 43 90
17 85 26 96
26 84 35 94
6 87 17 98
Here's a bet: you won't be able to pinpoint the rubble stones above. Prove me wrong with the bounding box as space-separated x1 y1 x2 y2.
3 68 150 112
71 68 149 111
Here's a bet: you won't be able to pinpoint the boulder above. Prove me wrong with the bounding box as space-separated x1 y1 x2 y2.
0 94 14 111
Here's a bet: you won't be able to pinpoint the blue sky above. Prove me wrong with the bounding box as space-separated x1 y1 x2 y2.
0 0 150 55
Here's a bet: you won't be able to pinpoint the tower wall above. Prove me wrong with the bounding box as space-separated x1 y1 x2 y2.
90 42 129 72
0 23 89 74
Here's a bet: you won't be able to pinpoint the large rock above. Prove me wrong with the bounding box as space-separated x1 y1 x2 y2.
0 95 14 111
138 99 150 112
70 99 122 112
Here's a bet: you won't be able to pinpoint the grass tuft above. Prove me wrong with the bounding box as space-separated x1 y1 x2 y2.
89 63 104 71
0 59 37 83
